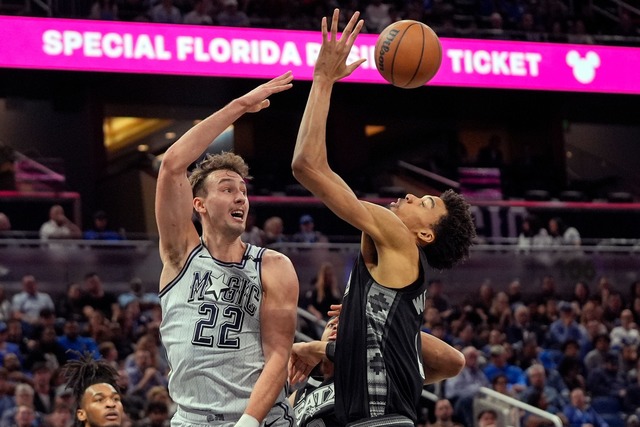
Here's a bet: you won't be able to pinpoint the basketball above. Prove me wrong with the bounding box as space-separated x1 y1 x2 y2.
374 20 443 89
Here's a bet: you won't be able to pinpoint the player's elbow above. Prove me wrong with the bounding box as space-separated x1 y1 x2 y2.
291 156 316 185
449 348 466 377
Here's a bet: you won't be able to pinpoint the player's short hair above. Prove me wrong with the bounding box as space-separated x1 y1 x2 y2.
422 189 476 270
189 152 250 198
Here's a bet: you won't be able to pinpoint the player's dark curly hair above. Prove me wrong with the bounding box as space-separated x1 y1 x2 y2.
422 189 476 270
189 151 250 198
61 352 120 415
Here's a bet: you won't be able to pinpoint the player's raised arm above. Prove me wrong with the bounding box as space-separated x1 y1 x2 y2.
155 72 293 281
291 10 398 241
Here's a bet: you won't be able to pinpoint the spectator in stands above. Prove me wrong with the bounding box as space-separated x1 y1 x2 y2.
446 346 489 401
5 319 28 360
79 272 119 322
99 341 119 370
570 281 591 309
89 0 119 20
519 364 567 415
429 279 454 318
8 404 37 427
602 291 624 330
518 215 551 250
521 390 560 427
0 142 16 191
25 307 58 343
0 368 13 416
0 384 44 427
292 214 327 243
149 0 182 23
563 387 610 427
56 283 84 323
135 400 170 427
624 361 640 416
548 217 581 246
84 309 115 345
146 386 175 417
39 205 81 241
547 301 588 350
125 349 167 398
428 398 463 427
481 328 506 358
364 0 391 33
117 278 143 312
303 262 342 338
115 368 145 423
506 304 545 349
483 344 527 393
584 333 612 373
446 346 490 427
507 279 523 308
619 341 638 379
11 275 55 330
557 339 586 392
31 362 55 415
0 285 12 323
183 0 213 24
422 306 443 334
597 276 614 306
23 326 67 372
586 351 627 402
488 291 512 331
43 403 73 427
262 216 287 245
241 212 265 246
476 409 498 427
57 320 100 361
451 322 478 350
215 0 250 27
83 210 123 241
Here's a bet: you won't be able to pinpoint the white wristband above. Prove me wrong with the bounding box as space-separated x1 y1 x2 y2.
235 414 259 427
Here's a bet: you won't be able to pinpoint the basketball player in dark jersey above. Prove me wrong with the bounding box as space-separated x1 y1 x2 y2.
290 313 466 426
291 9 475 426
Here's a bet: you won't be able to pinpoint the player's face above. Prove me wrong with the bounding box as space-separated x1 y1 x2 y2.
199 170 249 234
389 194 447 242
77 383 123 427
321 317 338 342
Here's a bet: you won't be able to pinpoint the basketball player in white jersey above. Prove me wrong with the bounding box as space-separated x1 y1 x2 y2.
292 10 475 426
155 73 299 427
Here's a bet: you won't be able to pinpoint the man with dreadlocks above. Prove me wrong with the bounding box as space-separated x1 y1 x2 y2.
61 353 124 427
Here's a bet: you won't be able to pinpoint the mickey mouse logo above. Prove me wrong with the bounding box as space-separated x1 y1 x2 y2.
566 51 600 84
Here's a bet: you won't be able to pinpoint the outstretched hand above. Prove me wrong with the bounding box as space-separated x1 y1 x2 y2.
238 71 293 113
314 9 366 83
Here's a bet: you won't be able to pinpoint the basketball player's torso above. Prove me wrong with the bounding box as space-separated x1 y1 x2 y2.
159 243 288 421
334 252 428 424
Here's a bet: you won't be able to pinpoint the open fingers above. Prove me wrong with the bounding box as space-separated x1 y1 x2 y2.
330 8 339 41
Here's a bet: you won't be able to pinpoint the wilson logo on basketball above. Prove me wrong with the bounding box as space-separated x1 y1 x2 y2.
376 29 400 72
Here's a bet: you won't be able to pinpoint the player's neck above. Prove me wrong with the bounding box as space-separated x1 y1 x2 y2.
202 232 246 262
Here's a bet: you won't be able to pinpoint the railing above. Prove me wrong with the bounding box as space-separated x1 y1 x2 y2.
475 387 563 427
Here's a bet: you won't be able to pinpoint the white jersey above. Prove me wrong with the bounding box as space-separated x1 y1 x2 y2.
159 242 292 425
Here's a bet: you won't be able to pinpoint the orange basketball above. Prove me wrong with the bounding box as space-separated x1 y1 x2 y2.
374 20 442 89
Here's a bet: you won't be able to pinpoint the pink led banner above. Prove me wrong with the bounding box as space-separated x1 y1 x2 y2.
1 16 639 94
